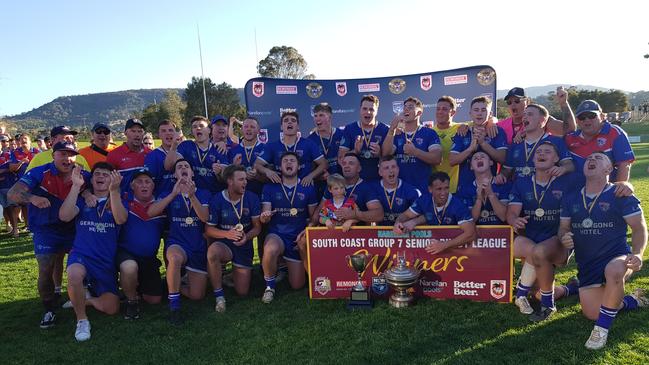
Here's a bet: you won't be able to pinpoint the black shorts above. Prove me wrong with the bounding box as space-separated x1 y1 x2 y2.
115 249 163 297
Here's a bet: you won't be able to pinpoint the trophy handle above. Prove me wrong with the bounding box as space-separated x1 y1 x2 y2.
345 255 352 269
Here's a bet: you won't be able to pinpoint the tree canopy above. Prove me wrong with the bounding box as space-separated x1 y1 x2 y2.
257 46 315 79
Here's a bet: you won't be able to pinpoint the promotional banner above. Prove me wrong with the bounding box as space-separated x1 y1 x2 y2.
244 65 497 139
306 226 513 303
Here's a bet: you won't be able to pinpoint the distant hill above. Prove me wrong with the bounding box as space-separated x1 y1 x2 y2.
496 84 631 99
5 89 184 130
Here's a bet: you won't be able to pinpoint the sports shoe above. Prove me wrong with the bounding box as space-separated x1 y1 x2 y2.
168 310 183 326
124 300 140 320
215 297 226 313
75 319 91 342
222 273 235 288
261 288 275 304
39 311 56 329
630 288 649 307
585 326 608 350
514 296 534 314
529 306 557 322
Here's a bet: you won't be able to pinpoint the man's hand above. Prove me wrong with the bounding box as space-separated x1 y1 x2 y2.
212 163 224 176
556 86 568 106
224 228 244 242
511 216 529 230
403 140 417 156
613 181 634 197
625 254 643 272
369 142 381 157
335 206 355 221
353 136 363 154
494 174 508 185
108 171 122 192
457 124 469 137
214 141 227 154
29 195 51 209
512 130 526 144
325 219 335 229
560 232 574 249
71 166 85 188
179 179 197 197
547 165 567 177
301 175 315 186
232 154 243 166
341 220 354 232
425 239 447 255
264 169 281 184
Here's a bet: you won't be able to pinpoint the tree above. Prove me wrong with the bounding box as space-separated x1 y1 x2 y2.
183 77 246 126
139 90 186 132
257 46 315 79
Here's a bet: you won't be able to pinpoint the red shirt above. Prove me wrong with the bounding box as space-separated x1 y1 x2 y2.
106 143 151 192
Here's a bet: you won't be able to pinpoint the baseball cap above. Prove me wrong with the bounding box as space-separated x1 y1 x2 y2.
131 167 153 180
0 135 9 142
504 87 526 101
92 123 111 132
52 141 79 155
210 114 228 126
575 100 602 117
50 126 78 137
124 118 144 131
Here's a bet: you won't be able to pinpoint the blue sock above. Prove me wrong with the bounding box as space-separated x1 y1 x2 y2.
213 288 224 299
540 290 555 309
515 283 531 298
621 295 639 311
563 282 579 297
595 305 618 330
168 292 180 311
265 275 276 290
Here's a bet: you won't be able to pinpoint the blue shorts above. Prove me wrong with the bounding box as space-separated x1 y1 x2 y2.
67 252 118 296
268 233 301 262
0 188 15 208
166 242 207 274
217 239 253 269
33 231 73 255
578 250 631 288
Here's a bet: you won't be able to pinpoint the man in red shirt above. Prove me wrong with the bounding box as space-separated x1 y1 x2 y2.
106 118 151 194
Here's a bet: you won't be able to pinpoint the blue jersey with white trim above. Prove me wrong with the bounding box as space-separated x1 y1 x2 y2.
509 174 571 242
177 141 228 192
505 134 571 180
163 188 211 251
392 127 441 192
118 199 166 258
208 190 261 233
560 185 640 269
372 179 420 225
339 121 390 181
456 180 511 225
261 182 317 238
409 193 472 225
257 138 323 179
144 147 175 198
71 198 123 269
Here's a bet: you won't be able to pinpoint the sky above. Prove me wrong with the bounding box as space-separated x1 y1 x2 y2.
1 0 648 116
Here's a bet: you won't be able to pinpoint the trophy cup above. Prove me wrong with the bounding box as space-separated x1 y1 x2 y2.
383 251 420 308
345 253 373 309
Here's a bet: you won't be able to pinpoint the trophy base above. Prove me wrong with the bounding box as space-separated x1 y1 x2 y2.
389 294 414 308
348 289 372 309
347 299 373 310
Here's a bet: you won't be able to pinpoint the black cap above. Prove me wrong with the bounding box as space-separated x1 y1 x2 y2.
50 126 78 137
92 123 111 132
0 135 9 142
504 87 526 101
124 118 144 131
52 141 79 155
131 168 153 180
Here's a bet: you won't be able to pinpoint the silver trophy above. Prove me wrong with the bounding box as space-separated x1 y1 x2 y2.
383 251 420 308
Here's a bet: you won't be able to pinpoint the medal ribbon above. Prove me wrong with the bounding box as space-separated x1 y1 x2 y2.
230 192 245 223
243 140 258 165
195 142 211 166
383 183 397 212
432 197 448 225
581 185 606 217
404 126 420 144
283 136 300 152
181 194 192 216
524 135 544 164
97 198 109 219
280 181 297 210
361 125 375 149
318 128 334 156
532 175 556 209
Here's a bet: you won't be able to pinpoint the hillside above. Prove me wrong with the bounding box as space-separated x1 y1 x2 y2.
6 89 184 130
496 84 632 99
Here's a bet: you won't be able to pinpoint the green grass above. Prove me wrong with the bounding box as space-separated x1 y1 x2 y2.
2 146 649 364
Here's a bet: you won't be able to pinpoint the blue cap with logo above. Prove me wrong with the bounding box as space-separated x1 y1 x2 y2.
211 114 228 126
50 126 78 137
125 118 144 131
575 100 602 117
504 87 526 101
52 141 79 155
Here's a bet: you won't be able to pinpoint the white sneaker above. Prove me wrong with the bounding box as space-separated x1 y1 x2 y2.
515 296 534 314
215 297 226 313
630 288 649 307
261 288 275 304
585 326 608 350
75 319 91 342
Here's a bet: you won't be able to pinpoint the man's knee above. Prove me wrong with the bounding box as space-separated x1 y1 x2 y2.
605 261 628 284
119 260 138 276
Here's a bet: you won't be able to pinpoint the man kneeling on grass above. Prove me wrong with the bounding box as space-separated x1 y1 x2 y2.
559 152 647 350
59 162 127 342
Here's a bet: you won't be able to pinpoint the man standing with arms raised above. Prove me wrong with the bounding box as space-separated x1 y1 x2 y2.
144 120 177 197
338 95 390 182
383 97 442 192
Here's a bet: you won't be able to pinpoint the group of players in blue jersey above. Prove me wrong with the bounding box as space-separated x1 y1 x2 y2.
6 88 646 350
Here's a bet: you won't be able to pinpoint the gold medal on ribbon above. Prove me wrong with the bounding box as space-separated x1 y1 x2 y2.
234 223 244 232
230 192 245 232
580 185 606 229
535 208 545 218
280 182 298 217
185 217 194 225
532 174 555 220
290 208 298 216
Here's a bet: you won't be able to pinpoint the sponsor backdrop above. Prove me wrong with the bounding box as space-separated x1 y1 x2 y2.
306 226 513 303
245 65 497 139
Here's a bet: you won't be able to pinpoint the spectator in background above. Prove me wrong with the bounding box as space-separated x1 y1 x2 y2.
106 118 151 193
142 132 155 150
10 133 40 233
36 137 48 151
27 126 91 172
79 123 116 169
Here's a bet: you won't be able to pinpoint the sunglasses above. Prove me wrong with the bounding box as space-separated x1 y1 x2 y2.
94 129 110 135
506 98 524 106
577 112 598 121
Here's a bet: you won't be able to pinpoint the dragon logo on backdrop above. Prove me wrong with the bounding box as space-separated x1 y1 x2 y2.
252 82 264 98
490 279 506 299
420 75 432 91
336 82 347 96
314 277 331 295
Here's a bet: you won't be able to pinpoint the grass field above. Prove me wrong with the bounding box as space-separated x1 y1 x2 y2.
1 143 648 364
